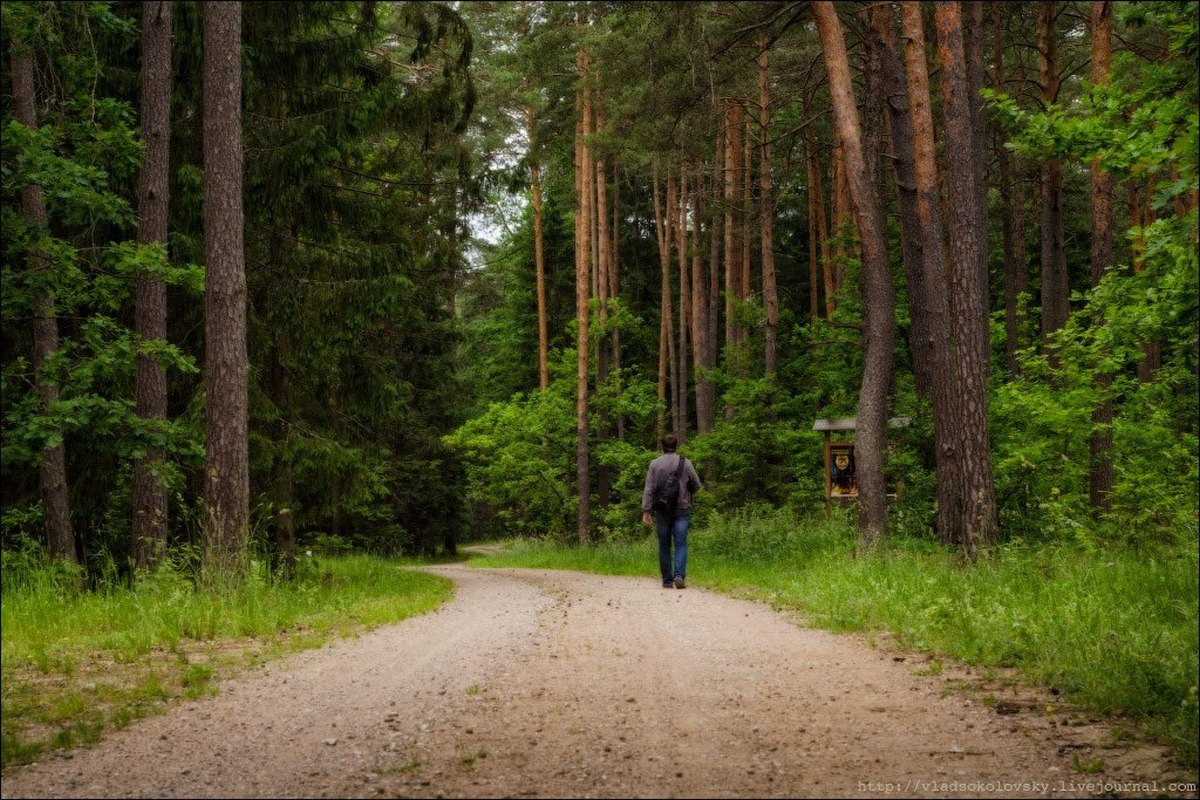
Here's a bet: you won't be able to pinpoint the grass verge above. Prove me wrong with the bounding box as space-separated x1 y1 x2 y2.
0 554 452 769
467 509 1199 767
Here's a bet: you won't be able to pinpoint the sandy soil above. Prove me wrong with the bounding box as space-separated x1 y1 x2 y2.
1 563 1195 799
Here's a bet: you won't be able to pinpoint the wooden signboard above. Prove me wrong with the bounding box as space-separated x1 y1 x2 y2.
813 417 909 516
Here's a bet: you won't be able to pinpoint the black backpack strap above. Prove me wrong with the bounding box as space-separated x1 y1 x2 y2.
674 454 686 480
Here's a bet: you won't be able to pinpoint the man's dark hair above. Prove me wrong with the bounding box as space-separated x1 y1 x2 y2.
661 434 678 452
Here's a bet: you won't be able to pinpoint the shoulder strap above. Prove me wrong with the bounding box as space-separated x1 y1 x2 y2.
673 454 686 479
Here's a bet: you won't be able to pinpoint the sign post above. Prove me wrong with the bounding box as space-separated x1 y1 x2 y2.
813 417 910 517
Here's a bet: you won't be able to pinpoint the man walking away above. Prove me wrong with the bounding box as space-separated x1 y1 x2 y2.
641 434 702 589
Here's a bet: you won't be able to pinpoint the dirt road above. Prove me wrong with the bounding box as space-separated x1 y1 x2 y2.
1 564 1192 798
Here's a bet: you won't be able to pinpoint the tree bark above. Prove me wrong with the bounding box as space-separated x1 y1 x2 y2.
1038 1 1069 345
609 160 622 435
202 0 249 582
804 111 831 321
724 101 743 369
741 118 753 322
691 164 714 434
710 117 723 376
133 0 173 572
901 1 966 547
935 0 998 555
652 161 673 440
676 166 690 439
11 41 76 564
1088 0 1114 513
574 38 592 544
758 42 778 380
528 105 549 395
814 1 896 544
871 3 933 400
666 170 681 436
828 137 849 314
594 89 612 508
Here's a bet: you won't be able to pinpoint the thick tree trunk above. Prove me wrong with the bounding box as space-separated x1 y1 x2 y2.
814 1 896 544
935 0 998 555
1088 0 1114 513
11 42 76 564
901 2 966 547
202 0 249 582
133 0 173 572
871 3 932 400
1038 1 1069 344
758 43 778 379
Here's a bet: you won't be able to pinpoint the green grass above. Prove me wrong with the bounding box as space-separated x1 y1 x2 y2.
469 509 1200 765
0 554 452 768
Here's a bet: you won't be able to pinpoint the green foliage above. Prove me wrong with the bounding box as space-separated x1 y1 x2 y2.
686 375 821 514
980 0 1199 547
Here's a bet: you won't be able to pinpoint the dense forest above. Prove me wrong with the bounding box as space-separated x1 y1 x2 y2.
2 0 1197 580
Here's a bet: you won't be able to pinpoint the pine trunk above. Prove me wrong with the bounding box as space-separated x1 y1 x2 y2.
1038 1 1069 344
133 0 173 571
202 0 249 582
709 120 722 373
724 102 742 368
11 42 76 564
758 43 778 380
691 165 714 434
1088 0 1114 513
871 4 932 399
676 167 690 440
666 170 681 436
575 41 592 544
935 0 998 556
652 162 673 440
594 91 611 508
814 1 896 544
901 2 966 547
528 105 549 394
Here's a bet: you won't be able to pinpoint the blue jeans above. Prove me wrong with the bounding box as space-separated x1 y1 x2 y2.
655 509 690 584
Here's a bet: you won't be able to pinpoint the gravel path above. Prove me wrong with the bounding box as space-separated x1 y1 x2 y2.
1 564 1192 799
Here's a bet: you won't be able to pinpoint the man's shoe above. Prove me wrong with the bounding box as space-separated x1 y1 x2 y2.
662 581 674 588
673 575 686 589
